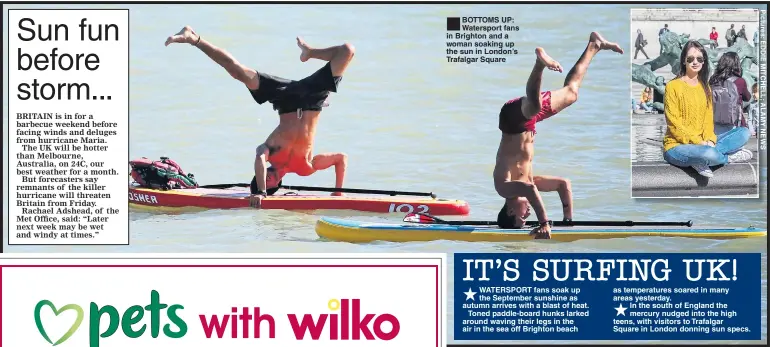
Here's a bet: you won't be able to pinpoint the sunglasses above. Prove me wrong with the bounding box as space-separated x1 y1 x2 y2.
686 56 704 64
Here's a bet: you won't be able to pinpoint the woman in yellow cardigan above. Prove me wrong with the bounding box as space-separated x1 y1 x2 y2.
662 41 752 178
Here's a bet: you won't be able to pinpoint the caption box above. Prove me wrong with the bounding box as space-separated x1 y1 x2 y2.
0 254 445 347
453 252 761 341
444 16 520 65
7 9 129 245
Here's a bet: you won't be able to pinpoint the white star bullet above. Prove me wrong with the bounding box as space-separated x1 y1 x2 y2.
464 288 476 301
615 303 628 316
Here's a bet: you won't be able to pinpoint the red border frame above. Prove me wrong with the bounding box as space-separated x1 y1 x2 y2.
0 264 440 347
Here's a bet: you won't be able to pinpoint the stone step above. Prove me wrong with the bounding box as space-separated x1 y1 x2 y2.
631 161 759 198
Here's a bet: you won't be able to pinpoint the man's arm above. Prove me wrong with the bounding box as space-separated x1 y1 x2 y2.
253 144 270 194
310 153 348 189
533 176 573 220
495 180 549 223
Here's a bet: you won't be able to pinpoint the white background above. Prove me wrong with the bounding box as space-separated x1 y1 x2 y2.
8 9 129 245
1 254 446 347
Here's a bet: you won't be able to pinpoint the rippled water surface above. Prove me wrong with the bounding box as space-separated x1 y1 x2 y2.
3 3 766 343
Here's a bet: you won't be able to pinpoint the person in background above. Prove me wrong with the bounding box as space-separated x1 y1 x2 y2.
746 83 759 137
634 29 650 59
737 25 747 40
662 41 751 178
640 87 654 112
709 52 752 136
658 24 670 55
652 77 666 113
659 24 669 36
709 27 719 47
725 24 736 47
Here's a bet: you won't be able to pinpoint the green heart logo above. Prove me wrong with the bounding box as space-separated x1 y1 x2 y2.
34 300 84 346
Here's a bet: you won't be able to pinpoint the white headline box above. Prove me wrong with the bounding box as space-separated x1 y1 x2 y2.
0 253 447 347
8 9 129 245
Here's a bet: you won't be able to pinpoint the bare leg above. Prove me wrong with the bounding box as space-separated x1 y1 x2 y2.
521 48 563 118
297 37 355 77
165 26 260 90
549 32 624 113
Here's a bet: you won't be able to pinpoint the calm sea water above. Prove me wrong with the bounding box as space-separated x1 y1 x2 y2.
3 3 767 343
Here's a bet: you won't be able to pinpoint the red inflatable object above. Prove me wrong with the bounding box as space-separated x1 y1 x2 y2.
128 183 470 216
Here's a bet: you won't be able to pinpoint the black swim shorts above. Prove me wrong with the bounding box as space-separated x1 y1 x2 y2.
247 62 342 115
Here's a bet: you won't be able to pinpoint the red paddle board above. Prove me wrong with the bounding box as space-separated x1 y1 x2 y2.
128 183 470 215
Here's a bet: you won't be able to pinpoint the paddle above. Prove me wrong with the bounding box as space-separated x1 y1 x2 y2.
403 212 694 227
281 185 437 198
404 212 497 226
199 183 437 198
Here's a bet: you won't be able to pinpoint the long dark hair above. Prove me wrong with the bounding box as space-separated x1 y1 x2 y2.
677 40 711 104
709 51 742 86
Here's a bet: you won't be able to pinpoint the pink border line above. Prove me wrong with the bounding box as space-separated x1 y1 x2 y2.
0 265 440 347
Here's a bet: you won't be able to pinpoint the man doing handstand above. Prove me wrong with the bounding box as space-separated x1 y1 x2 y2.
494 32 624 238
165 26 355 208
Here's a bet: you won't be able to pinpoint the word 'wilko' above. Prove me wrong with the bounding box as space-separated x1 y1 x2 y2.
199 299 401 340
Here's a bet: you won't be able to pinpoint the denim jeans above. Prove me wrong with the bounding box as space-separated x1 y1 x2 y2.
640 102 653 111
714 124 735 136
663 127 750 167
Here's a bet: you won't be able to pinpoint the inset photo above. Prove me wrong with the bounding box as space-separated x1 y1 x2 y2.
630 8 761 198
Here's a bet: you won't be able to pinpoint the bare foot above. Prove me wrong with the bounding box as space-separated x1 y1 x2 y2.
589 32 624 54
297 37 312 62
535 47 563 72
165 26 199 46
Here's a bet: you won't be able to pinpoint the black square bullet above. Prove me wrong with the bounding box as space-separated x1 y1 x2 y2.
447 17 460 31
